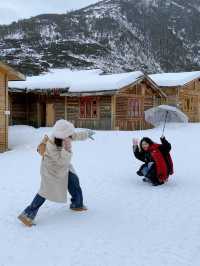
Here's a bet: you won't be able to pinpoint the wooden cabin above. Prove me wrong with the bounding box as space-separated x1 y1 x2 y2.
150 72 200 122
9 68 70 127
9 69 165 131
63 72 165 130
0 61 25 152
9 92 68 128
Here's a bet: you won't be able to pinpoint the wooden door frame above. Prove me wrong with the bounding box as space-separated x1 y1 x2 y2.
46 103 55 127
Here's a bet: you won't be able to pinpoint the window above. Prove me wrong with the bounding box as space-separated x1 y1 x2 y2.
128 99 141 117
80 97 99 119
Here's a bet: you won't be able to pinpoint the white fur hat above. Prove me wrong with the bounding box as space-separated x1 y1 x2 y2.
52 119 75 139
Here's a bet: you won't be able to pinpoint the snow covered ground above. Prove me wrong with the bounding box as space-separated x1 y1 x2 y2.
1 124 200 266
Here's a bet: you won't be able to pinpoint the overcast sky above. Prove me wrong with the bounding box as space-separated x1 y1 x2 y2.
0 0 100 25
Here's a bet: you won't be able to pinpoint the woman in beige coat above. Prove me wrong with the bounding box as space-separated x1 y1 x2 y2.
18 119 95 227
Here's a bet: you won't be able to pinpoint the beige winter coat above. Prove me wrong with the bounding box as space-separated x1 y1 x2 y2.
38 131 89 203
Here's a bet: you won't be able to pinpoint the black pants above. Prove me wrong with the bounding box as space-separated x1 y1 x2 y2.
68 171 83 208
23 171 84 220
138 163 163 185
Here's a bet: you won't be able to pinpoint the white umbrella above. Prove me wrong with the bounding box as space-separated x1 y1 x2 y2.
145 105 188 135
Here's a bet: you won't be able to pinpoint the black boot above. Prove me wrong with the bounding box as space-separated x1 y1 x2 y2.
137 164 147 176
152 181 164 186
142 177 151 183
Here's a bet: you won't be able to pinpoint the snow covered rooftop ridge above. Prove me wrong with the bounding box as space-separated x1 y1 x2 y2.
149 71 200 87
8 68 144 92
69 71 144 93
9 68 69 90
8 68 103 91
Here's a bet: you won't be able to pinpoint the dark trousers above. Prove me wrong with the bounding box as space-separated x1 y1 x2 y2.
23 171 84 220
68 171 83 208
138 163 162 185
23 194 45 220
145 164 161 185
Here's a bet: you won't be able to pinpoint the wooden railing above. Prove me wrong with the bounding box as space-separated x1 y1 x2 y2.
72 118 112 130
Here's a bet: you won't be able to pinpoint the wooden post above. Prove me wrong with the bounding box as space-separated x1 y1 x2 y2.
0 73 8 152
4 74 8 151
198 95 200 122
65 96 67 120
36 102 41 128
26 92 29 124
46 103 55 127
111 95 116 130
8 93 12 126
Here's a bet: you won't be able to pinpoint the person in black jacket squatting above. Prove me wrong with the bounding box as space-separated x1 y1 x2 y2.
132 136 174 186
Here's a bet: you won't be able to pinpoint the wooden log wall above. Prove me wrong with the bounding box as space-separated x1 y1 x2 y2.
54 97 65 122
28 94 39 127
10 93 40 127
99 96 112 129
44 96 65 127
114 82 156 130
0 72 8 152
179 79 200 122
9 93 27 125
9 93 66 128
159 79 200 122
66 96 112 130
65 97 79 123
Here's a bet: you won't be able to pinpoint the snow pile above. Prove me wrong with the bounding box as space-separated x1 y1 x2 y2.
8 125 38 149
0 124 200 265
9 68 144 92
8 125 52 150
149 71 200 87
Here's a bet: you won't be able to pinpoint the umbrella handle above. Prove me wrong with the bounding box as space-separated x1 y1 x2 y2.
162 111 169 136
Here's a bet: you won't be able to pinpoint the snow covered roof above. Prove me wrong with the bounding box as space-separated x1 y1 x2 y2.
9 69 69 90
69 71 144 93
9 68 144 93
9 69 103 91
149 71 200 87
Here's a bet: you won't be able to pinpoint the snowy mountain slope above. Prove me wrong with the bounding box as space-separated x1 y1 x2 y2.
0 0 200 75
0 124 200 265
